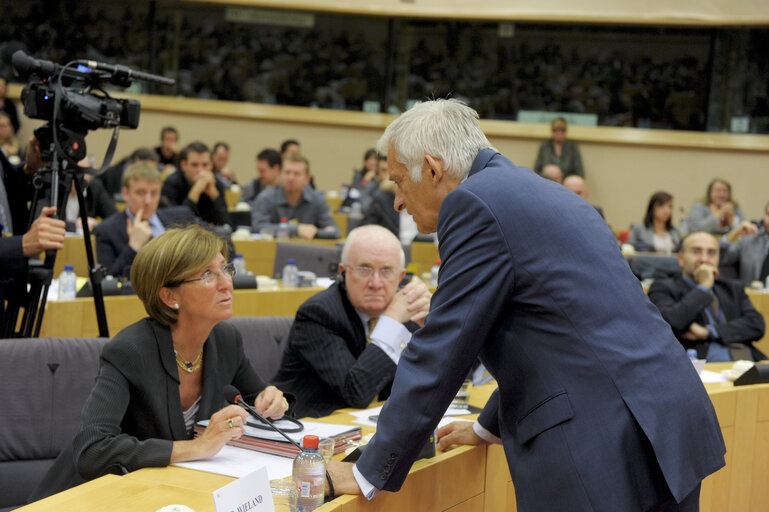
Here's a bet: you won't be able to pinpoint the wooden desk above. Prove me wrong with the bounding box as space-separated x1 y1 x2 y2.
40 287 323 338
17 378 769 512
410 241 440 277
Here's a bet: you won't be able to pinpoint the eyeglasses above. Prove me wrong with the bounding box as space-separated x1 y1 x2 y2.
348 265 397 280
175 263 236 286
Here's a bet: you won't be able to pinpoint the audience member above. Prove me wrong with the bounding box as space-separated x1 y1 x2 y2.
0 139 66 335
29 224 290 500
60 156 117 234
648 231 766 361
0 112 20 162
280 139 300 159
540 163 563 184
95 147 159 201
362 156 398 237
154 126 180 175
720 201 769 286
161 141 229 226
95 161 197 278
342 148 378 209
272 225 431 417
250 153 340 239
240 148 281 203
563 174 604 218
627 191 682 253
211 142 236 186
534 117 584 178
686 178 744 235
0 76 19 133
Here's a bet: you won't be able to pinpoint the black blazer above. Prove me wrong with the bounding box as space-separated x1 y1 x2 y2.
161 170 229 226
272 281 416 418
648 274 766 360
94 206 196 278
29 318 270 501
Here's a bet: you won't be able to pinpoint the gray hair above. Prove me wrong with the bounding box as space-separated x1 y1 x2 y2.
342 225 405 269
376 99 494 182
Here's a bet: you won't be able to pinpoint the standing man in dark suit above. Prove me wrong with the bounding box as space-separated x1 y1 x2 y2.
648 231 766 361
161 142 228 226
95 161 195 278
328 99 725 512
272 225 431 418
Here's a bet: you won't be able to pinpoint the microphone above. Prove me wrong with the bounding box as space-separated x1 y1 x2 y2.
12 51 64 78
223 385 302 451
79 59 175 86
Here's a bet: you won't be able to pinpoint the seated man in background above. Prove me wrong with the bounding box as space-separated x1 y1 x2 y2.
272 225 431 417
250 153 340 239
563 174 604 219
719 201 767 286
161 141 229 226
211 141 237 186
648 231 766 361
362 155 398 237
95 161 195 278
539 163 563 184
240 148 281 203
95 147 158 201
154 126 179 175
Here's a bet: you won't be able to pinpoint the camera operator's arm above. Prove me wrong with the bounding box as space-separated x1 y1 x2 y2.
22 206 66 258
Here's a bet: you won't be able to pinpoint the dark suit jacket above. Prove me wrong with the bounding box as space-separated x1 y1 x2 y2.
363 188 398 237
272 282 414 418
648 274 766 360
93 158 128 198
161 170 229 226
94 206 195 278
0 151 34 335
29 318 269 501
355 149 724 511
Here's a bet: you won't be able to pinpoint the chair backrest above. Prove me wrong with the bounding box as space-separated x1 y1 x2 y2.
224 316 294 382
272 242 342 278
626 254 681 280
0 336 108 510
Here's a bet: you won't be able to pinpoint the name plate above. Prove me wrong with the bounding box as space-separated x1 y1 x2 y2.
213 466 275 512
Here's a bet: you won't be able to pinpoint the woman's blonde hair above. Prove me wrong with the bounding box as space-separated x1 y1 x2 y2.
130 224 228 326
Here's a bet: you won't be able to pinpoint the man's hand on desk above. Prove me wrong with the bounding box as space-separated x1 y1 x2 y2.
437 421 488 451
326 460 362 496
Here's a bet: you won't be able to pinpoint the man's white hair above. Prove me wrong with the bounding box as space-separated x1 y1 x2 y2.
376 98 495 182
342 225 405 269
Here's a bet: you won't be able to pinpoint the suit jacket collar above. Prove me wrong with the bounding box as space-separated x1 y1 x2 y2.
468 149 499 179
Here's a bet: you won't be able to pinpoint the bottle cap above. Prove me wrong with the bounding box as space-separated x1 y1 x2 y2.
288 259 296 265
281 217 288 222
236 253 243 258
302 435 319 449
434 259 441 265
64 264 74 271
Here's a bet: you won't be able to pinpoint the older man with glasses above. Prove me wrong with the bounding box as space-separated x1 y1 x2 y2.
272 225 431 418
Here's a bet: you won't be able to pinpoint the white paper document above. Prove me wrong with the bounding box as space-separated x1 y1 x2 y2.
350 405 475 428
173 444 293 479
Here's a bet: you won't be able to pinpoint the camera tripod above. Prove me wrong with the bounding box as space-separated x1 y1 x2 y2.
4 153 109 338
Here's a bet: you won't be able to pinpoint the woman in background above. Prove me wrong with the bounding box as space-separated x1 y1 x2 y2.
31 224 290 501
534 117 584 178
687 178 744 235
627 191 682 254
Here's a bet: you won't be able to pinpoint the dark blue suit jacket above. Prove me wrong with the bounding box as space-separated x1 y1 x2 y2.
355 149 725 510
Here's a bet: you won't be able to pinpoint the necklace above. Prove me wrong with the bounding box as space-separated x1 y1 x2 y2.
174 348 203 373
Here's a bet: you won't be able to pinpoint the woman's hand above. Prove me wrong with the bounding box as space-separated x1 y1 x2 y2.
254 385 288 419
171 404 248 462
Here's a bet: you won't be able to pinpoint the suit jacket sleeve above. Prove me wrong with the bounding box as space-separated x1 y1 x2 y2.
72 338 173 479
648 278 711 334
94 214 136 278
356 185 515 491
292 301 397 409
713 283 765 344
477 388 501 438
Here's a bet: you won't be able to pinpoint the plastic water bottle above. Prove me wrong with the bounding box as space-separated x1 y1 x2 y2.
58 264 77 300
293 435 326 512
430 259 441 287
282 259 299 288
233 253 247 275
277 216 291 239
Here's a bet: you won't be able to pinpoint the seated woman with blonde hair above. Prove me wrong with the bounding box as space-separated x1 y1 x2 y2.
31 224 291 500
